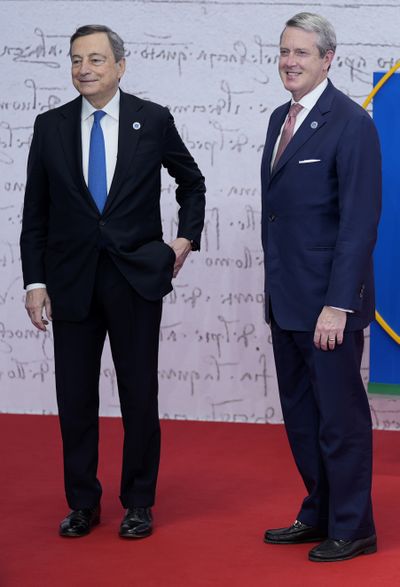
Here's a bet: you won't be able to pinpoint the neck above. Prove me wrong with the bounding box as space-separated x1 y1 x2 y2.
84 88 119 110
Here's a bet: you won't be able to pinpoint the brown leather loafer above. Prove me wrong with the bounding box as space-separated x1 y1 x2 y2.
119 507 153 539
59 505 100 537
264 520 327 544
309 534 377 562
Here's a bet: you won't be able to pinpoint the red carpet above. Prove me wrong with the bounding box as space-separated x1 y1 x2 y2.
1 415 400 586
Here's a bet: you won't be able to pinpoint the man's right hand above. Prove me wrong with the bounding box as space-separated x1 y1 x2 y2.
25 288 52 331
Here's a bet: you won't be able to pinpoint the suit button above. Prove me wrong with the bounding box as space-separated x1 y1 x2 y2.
99 220 106 227
268 214 276 222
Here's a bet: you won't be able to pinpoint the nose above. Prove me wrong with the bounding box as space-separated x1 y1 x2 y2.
286 52 297 67
78 58 92 76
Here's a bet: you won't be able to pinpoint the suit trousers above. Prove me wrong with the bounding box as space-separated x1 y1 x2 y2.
270 316 375 541
53 251 163 510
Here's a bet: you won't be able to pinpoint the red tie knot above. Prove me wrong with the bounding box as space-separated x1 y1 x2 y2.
288 102 303 119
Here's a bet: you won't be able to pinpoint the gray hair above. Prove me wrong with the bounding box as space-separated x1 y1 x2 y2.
281 12 337 56
70 25 125 62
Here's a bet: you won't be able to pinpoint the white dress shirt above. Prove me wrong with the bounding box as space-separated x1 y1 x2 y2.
26 89 121 291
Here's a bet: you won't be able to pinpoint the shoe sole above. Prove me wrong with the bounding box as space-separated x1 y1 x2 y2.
309 544 377 562
265 536 327 544
119 530 153 539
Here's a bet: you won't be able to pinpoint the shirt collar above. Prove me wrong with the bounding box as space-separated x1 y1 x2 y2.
81 88 120 121
292 78 328 112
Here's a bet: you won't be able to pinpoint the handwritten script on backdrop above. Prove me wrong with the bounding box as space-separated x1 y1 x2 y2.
1 0 399 429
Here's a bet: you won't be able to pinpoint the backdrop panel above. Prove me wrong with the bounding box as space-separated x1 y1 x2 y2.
0 0 399 428
369 72 400 396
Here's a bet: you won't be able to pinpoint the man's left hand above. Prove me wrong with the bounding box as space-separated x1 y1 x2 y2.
313 306 347 351
169 237 192 277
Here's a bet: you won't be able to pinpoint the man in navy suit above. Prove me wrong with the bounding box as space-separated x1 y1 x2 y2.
20 25 205 539
261 13 381 561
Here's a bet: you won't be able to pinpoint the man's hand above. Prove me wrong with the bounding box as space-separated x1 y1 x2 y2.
313 306 347 351
25 287 52 331
169 237 192 278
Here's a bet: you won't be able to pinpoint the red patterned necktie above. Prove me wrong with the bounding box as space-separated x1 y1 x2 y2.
273 102 303 169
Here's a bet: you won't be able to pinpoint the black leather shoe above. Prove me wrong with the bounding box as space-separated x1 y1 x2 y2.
59 505 100 537
309 534 377 562
264 520 327 544
119 507 153 539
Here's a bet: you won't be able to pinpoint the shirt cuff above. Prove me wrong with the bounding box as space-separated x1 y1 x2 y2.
26 283 47 291
330 306 354 314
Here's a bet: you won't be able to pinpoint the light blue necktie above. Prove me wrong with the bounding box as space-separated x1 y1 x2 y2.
88 110 107 213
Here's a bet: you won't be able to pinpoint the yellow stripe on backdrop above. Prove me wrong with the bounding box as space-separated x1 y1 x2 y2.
362 60 400 344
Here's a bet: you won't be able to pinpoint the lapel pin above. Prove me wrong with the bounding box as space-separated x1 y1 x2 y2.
310 121 318 129
132 122 141 130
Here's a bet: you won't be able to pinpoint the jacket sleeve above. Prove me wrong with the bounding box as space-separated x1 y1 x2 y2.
161 111 206 250
20 115 50 288
324 112 382 311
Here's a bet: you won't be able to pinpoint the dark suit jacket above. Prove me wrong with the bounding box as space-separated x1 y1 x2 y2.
20 90 206 321
261 80 381 331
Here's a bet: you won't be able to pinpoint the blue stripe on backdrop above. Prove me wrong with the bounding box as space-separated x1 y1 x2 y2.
369 72 400 394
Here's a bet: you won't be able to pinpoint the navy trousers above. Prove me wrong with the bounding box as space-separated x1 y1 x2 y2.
270 316 375 541
53 252 163 510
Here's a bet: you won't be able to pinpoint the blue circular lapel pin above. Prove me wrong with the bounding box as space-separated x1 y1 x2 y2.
311 121 318 129
132 122 141 130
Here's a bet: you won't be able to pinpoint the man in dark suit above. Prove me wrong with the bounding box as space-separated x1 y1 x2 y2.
261 13 381 561
20 25 205 539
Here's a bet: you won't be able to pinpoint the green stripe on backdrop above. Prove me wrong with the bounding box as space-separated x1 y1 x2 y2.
368 383 400 396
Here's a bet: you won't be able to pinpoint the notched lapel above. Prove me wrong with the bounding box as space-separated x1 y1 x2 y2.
58 97 99 215
104 93 145 213
58 101 82 186
271 81 336 177
263 107 288 184
272 109 327 176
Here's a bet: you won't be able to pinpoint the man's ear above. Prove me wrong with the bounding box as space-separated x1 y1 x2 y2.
117 58 126 80
324 50 335 73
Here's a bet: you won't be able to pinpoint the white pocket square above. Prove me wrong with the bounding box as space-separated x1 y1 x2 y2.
299 159 321 164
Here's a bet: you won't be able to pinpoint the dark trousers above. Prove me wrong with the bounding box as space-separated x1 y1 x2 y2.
270 316 375 541
53 252 163 510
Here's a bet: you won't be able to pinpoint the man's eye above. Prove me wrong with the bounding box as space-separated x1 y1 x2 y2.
280 50 289 56
91 58 104 64
72 59 81 65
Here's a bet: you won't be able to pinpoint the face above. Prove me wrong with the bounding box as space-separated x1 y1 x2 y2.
71 32 125 108
279 27 334 101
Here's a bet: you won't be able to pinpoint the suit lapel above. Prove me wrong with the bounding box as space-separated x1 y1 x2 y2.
262 104 289 184
272 110 327 175
58 96 100 215
103 90 145 214
271 80 335 177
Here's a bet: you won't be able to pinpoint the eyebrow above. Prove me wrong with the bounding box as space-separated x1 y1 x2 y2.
71 52 107 59
280 46 310 51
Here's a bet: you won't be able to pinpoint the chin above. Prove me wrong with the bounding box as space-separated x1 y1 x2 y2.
283 81 299 93
76 82 98 93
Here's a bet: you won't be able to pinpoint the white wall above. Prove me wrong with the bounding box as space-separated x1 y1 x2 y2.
0 0 399 429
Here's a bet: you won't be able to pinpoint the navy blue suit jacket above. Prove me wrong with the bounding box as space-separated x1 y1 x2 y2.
261 80 382 331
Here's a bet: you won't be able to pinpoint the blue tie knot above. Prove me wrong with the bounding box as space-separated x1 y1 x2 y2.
93 110 106 124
